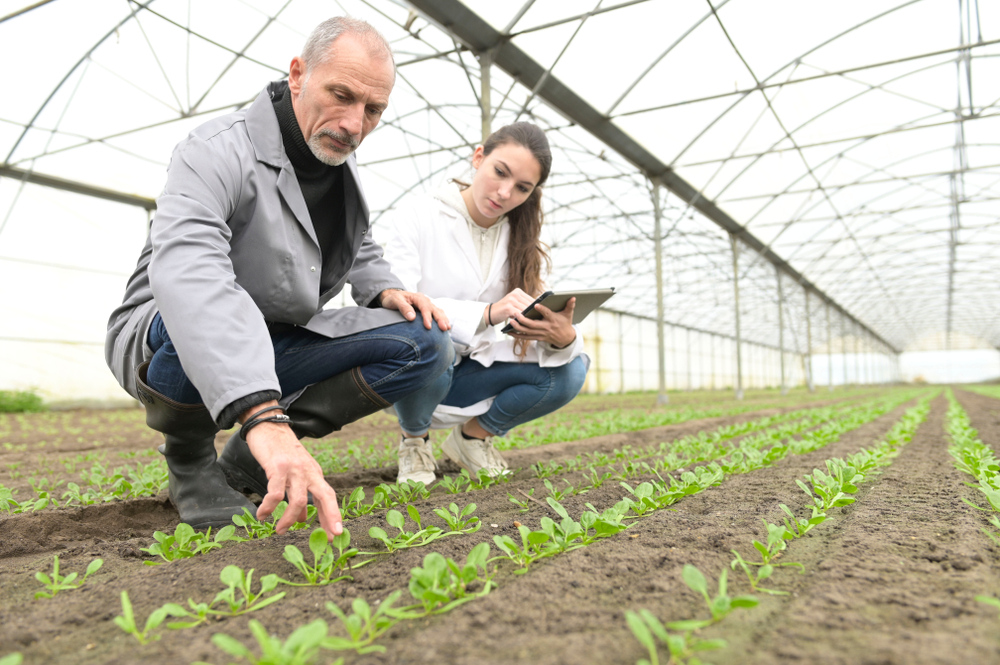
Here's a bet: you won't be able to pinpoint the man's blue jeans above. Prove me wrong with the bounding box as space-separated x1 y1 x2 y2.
394 355 588 437
145 313 455 411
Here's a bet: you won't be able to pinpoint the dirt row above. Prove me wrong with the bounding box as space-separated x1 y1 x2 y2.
3 388 993 664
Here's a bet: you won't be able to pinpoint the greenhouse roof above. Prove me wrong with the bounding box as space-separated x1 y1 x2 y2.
2 0 998 355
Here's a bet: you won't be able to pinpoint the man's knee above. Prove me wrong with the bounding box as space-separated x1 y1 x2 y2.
407 320 455 378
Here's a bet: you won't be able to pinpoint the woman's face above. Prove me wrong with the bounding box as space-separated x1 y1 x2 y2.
465 142 542 225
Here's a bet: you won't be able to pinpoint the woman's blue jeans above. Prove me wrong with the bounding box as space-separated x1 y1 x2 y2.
394 355 588 437
145 313 455 408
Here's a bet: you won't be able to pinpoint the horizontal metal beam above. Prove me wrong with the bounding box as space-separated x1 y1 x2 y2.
407 0 900 353
0 164 156 210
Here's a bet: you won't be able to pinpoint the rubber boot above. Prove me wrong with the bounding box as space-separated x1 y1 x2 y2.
219 366 390 497
135 361 257 528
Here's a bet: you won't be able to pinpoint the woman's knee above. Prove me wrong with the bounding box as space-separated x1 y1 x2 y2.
549 357 588 405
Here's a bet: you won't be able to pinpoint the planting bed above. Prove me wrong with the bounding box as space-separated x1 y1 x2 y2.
1 386 998 665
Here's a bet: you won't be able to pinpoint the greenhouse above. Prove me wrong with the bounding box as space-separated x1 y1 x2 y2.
1 1 999 663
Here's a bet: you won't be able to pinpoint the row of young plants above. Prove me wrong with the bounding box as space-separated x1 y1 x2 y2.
185 391 912 664
960 384 1000 401
243 391 923 662
0 457 168 513
0 389 884 515
3 390 913 664
626 392 935 664
944 389 1000 544
942 389 1000 617
19 393 905 662
341 393 906 523
299 389 880 475
131 390 919 572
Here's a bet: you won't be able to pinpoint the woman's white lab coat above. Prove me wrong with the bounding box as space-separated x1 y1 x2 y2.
377 185 587 427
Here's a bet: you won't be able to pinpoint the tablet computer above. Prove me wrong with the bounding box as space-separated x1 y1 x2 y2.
500 287 616 333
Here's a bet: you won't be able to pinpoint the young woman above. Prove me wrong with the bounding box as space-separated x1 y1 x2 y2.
381 122 588 484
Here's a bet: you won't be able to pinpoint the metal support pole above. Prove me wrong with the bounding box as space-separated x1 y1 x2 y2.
479 49 493 144
804 287 814 392
619 312 625 394
638 321 644 390
686 327 693 391
854 322 861 386
841 314 848 387
776 267 787 395
653 182 668 405
711 333 716 390
730 233 744 400
826 302 833 390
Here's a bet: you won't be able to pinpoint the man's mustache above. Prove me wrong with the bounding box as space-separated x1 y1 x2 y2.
313 128 359 150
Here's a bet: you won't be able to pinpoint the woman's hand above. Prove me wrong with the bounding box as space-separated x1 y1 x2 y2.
505 297 577 348
485 288 537 326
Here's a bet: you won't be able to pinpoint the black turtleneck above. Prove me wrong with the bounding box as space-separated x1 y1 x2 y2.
214 83 351 429
271 81 346 291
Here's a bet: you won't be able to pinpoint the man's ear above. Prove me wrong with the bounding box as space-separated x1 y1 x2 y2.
288 56 306 97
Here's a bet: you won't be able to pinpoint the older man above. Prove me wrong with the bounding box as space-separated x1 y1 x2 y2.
106 17 454 538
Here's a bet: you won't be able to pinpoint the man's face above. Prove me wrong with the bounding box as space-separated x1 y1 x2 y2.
288 33 394 166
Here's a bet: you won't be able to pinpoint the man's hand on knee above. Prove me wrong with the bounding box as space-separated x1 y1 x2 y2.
379 289 451 331
241 401 343 538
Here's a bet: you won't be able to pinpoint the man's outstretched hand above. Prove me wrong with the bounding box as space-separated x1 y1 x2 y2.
241 400 342 539
379 289 451 331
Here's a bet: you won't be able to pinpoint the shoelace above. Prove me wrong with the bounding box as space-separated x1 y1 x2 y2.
480 439 508 470
400 441 436 472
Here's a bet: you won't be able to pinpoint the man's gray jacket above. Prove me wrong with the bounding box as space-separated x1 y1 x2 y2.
105 86 406 422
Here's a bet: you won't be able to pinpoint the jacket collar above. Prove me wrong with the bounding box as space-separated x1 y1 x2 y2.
243 84 369 245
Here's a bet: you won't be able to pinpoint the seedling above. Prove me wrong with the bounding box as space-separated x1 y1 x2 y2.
340 486 377 518
367 507 448 553
626 609 727 665
392 479 431 503
435 473 470 494
583 467 613 489
396 543 495 617
206 618 341 665
667 565 757 631
492 524 551 574
537 499 587 554
432 502 482 533
620 481 658 517
34 555 103 599
114 590 181 644
141 523 231 564
531 460 564 478
227 502 317 540
211 565 285 615
281 528 361 586
976 595 1000 617
0 653 23 665
778 502 826 538
507 489 533 513
543 478 570 501
324 591 402 654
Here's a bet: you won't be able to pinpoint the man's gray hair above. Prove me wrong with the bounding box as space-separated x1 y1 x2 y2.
301 16 394 73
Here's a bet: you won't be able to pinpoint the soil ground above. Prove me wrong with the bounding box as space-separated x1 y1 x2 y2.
1 386 998 665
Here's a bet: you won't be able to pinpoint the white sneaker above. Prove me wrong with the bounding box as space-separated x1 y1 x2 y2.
397 435 437 485
440 425 509 478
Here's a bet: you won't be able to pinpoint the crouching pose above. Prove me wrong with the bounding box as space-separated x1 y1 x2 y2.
105 17 453 537
381 122 589 483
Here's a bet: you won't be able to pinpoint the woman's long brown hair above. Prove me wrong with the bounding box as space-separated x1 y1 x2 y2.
483 122 552 298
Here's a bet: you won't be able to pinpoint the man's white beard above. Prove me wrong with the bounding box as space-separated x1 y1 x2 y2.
308 129 358 166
